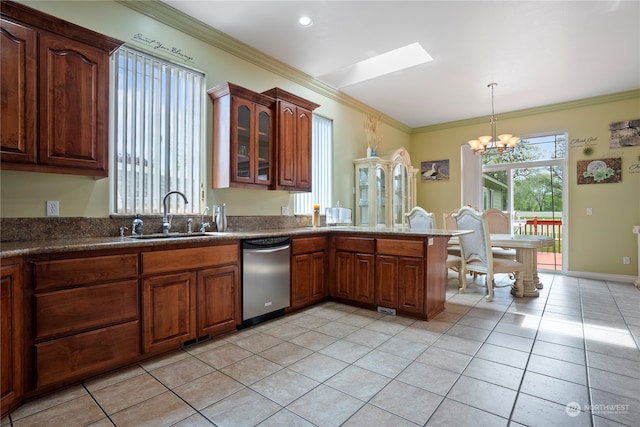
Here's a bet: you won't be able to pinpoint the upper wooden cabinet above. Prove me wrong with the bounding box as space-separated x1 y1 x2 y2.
263 87 319 192
208 83 319 191
0 1 123 177
208 83 275 189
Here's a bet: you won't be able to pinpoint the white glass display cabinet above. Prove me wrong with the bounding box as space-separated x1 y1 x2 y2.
354 148 418 227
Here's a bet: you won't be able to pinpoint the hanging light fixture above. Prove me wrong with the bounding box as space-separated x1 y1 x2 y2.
468 82 519 155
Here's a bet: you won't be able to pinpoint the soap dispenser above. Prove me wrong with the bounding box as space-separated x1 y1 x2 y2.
132 214 144 236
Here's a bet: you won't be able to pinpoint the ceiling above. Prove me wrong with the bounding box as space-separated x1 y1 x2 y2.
162 1 640 128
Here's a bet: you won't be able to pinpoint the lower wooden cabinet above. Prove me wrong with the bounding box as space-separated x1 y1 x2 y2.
141 243 240 354
35 321 140 388
332 236 375 304
1 257 23 417
376 238 425 315
197 264 240 337
31 252 141 389
290 236 327 310
142 272 197 354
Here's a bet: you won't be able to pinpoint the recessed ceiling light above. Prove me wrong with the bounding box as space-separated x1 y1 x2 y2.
318 42 433 88
298 16 313 27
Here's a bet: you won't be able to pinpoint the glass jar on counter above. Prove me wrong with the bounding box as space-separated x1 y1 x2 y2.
312 204 320 227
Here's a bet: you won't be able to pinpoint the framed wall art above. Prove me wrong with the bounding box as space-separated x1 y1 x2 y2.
577 157 622 184
609 120 640 148
421 159 449 182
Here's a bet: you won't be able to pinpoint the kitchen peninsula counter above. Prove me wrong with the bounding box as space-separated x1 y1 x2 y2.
0 226 463 258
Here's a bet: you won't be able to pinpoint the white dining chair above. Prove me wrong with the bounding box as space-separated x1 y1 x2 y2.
453 206 524 301
406 207 466 287
484 208 517 260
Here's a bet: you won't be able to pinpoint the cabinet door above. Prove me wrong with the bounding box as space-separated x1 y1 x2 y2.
38 31 109 175
0 19 36 165
142 272 196 354
231 97 254 184
1 260 23 416
291 253 311 309
397 257 424 314
295 107 313 190
333 251 353 299
309 251 326 302
375 255 398 308
277 100 297 188
353 253 375 304
197 265 239 337
255 104 272 185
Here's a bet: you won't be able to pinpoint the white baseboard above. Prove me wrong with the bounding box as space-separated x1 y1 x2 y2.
563 270 638 284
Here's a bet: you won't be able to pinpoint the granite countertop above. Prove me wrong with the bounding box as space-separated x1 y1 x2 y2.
0 226 464 258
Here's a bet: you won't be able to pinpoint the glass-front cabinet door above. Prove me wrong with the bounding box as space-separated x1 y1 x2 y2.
255 106 271 185
231 97 272 186
233 101 252 183
354 157 391 226
354 148 417 227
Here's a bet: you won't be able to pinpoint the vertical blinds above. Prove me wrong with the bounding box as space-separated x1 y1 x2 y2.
112 47 203 214
294 115 333 214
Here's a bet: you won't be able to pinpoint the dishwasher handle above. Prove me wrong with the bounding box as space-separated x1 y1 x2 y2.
243 245 290 255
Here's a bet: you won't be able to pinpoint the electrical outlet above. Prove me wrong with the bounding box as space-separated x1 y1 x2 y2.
46 200 59 217
623 256 630 265
586 207 592 216
281 206 289 216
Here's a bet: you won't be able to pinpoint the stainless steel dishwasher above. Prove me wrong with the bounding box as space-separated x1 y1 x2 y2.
241 236 291 327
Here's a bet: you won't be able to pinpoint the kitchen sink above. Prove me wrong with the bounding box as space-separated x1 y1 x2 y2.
129 232 209 239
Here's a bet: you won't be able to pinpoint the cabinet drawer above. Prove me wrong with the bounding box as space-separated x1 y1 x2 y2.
334 236 375 253
34 254 138 290
35 280 139 340
142 243 238 275
35 320 140 388
377 239 424 257
292 236 327 255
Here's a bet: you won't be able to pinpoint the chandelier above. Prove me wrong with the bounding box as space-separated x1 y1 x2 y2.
468 82 519 155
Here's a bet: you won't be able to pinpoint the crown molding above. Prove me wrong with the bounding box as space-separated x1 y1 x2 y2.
114 0 411 133
412 89 640 134
115 1 637 136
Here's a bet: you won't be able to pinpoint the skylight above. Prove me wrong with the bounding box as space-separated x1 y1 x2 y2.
317 42 433 88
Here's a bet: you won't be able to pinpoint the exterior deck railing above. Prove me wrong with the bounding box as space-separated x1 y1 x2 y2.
514 216 562 253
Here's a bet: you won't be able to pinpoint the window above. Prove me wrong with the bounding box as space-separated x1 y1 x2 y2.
294 115 333 214
111 46 204 214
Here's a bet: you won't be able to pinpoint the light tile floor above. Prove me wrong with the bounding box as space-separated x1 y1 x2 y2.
3 272 640 427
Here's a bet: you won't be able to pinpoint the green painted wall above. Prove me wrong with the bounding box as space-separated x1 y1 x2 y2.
411 95 640 276
0 0 409 218
1 1 639 279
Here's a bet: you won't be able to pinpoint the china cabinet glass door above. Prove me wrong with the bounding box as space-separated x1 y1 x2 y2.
375 165 387 226
235 103 251 181
358 166 370 224
256 108 271 183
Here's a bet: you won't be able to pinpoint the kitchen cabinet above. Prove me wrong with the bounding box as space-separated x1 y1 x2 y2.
141 243 240 354
1 257 23 417
290 236 327 311
208 82 274 189
0 1 123 177
331 236 375 304
354 148 418 227
263 88 319 192
31 252 140 389
197 265 239 337
375 239 425 315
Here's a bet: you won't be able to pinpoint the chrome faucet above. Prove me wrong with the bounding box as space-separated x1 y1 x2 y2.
199 206 210 232
162 190 189 234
